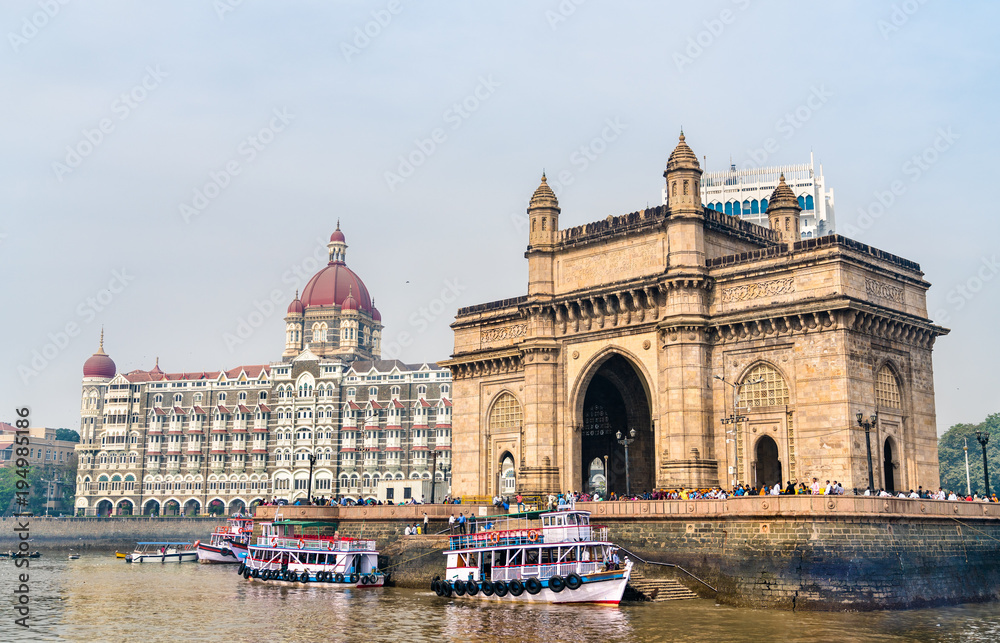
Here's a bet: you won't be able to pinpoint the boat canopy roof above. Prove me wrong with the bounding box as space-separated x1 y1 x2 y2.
272 520 339 528
136 541 193 545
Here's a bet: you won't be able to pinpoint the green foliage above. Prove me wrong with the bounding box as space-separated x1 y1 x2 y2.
938 413 1000 496
55 428 80 443
0 460 77 516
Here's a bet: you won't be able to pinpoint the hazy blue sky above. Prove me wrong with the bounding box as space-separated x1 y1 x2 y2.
2 1 998 435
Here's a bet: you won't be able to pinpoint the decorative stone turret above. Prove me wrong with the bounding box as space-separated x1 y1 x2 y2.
664 131 706 270
767 174 802 247
526 173 561 298
283 290 304 359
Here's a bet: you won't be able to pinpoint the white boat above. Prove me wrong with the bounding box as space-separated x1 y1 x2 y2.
240 519 384 588
125 542 199 564
431 509 632 605
197 513 254 564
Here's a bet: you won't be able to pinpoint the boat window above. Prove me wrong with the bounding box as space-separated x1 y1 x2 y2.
580 515 589 525
467 553 478 568
542 516 550 527
526 549 539 565
540 548 553 564
494 550 507 567
566 514 577 525
307 553 317 564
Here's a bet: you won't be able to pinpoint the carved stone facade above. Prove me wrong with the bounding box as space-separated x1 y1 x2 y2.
443 134 948 497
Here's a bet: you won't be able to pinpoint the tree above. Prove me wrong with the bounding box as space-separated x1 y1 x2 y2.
938 413 1000 496
55 428 80 443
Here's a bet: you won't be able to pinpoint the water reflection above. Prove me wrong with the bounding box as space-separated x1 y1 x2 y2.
2 554 999 643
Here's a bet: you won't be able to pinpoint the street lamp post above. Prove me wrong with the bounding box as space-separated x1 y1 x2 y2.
964 437 972 497
856 411 879 492
429 449 438 504
616 429 636 496
306 453 317 504
975 431 991 497
716 375 762 488
603 454 609 498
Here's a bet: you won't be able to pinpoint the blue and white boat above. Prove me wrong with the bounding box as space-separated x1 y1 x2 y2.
431 509 632 604
126 542 198 563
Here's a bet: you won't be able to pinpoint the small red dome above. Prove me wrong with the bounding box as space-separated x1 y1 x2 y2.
372 306 381 322
342 288 358 311
330 228 346 243
287 298 304 315
83 352 116 378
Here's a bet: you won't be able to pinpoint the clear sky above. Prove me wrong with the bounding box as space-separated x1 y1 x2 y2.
2 1 997 435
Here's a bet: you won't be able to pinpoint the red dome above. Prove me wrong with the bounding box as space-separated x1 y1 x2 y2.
342 288 358 311
83 351 116 378
372 306 381 322
330 228 346 243
287 298 304 315
301 262 373 314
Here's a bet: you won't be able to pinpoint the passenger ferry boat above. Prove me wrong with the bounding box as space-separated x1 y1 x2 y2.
431 509 632 604
126 542 199 563
239 519 385 588
197 513 254 564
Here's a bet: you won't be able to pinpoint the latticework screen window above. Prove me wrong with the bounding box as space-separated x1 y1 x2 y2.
488 392 523 431
739 363 790 407
875 367 902 409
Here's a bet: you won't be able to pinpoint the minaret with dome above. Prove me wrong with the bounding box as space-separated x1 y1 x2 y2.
283 223 383 361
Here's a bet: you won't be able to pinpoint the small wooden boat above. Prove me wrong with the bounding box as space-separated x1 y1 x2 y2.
68 554 80 560
125 542 198 564
115 551 128 559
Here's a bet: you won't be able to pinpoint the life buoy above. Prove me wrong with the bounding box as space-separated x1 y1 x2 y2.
566 573 583 590
466 580 480 596
525 577 542 595
454 580 467 596
493 581 508 597
194 540 200 548
489 532 499 545
326 540 333 550
549 575 565 593
298 539 305 549
508 579 524 596
528 530 538 542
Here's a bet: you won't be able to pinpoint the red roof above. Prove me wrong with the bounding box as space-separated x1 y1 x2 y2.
124 365 270 383
192 406 207 415
442 398 452 407
300 261 374 314
217 405 230 414
259 404 271 413
252 448 268 453
153 407 167 416
252 426 269 433
173 406 186 415
347 401 362 410
435 445 451 450
238 405 252 413
369 401 383 410
391 399 405 408
411 445 429 450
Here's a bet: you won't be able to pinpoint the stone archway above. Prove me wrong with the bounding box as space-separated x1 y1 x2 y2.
754 435 782 490
499 452 516 496
116 499 134 516
883 437 897 493
228 499 246 515
184 499 201 516
208 499 225 516
578 353 653 496
95 499 113 517
143 499 160 516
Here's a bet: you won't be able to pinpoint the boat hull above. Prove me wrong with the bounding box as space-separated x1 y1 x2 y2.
197 542 240 564
229 541 249 562
244 574 385 589
127 552 199 564
438 565 631 605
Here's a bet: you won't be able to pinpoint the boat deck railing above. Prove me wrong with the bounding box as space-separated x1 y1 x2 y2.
448 525 609 551
255 536 376 552
490 561 604 581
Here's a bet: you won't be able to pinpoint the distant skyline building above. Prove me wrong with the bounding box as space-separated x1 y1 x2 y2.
662 153 835 239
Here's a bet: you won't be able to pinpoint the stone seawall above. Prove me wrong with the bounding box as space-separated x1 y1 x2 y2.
257 498 1000 610
0 516 220 550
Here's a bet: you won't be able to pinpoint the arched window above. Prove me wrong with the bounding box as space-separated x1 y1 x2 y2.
742 200 751 214
875 366 902 409
725 201 733 216
488 392 523 431
733 201 741 215
805 194 814 210
750 199 759 214
797 195 805 209
739 363 790 408
760 198 768 212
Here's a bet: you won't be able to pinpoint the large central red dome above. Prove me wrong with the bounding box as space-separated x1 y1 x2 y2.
300 262 373 313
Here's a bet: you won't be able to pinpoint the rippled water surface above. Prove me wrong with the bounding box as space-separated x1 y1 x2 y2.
3 553 1000 642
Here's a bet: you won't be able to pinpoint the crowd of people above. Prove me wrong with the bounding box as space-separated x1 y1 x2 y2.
257 480 1000 508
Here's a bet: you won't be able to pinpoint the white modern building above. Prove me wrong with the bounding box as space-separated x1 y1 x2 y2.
662 153 835 239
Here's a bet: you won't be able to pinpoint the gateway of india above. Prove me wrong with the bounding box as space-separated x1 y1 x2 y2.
442 133 948 497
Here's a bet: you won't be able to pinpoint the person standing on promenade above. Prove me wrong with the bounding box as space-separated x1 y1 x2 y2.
448 514 456 532
810 478 821 494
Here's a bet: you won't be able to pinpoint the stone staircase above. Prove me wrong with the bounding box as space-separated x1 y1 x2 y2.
627 567 701 602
